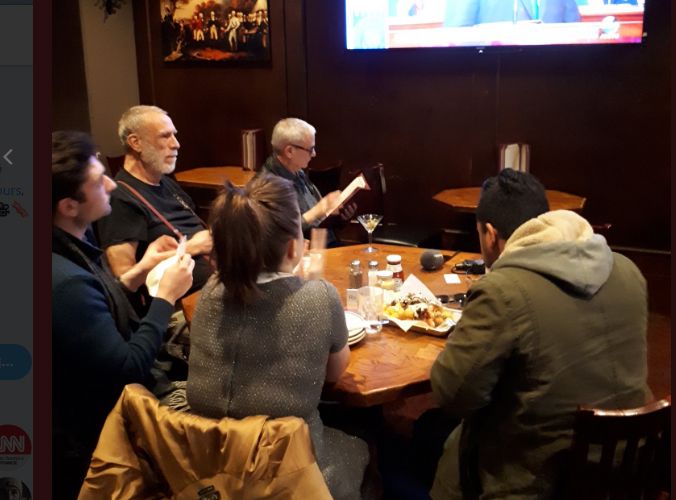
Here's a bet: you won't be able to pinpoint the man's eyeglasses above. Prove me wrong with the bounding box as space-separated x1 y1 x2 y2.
290 144 316 155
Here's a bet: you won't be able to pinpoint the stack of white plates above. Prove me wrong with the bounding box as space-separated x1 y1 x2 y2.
345 311 366 346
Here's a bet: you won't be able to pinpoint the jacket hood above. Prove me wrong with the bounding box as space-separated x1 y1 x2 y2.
492 210 613 297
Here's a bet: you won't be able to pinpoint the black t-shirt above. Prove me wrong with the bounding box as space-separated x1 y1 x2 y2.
97 169 212 293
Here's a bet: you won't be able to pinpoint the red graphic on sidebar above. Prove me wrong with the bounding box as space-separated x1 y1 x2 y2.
11 201 27 218
0 426 31 455
0 425 31 472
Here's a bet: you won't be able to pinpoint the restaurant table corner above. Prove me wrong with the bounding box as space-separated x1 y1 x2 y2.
174 166 256 189
433 187 586 213
181 243 481 408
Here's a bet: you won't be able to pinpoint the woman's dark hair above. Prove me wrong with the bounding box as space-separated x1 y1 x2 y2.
476 168 549 240
209 173 301 304
52 130 97 214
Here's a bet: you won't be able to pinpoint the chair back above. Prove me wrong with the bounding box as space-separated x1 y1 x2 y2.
591 223 613 239
336 162 441 247
78 384 331 500
564 396 671 499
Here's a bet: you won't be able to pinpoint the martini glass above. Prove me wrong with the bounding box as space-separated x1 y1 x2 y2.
357 213 383 253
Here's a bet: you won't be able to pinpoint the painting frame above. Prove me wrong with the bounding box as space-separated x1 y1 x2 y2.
160 0 270 64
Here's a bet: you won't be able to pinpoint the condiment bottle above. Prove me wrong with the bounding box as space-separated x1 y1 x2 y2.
375 269 397 304
386 254 404 291
349 259 363 289
367 260 379 286
346 259 363 311
376 269 395 291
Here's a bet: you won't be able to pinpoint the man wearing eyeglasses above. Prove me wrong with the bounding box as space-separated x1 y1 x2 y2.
261 117 357 246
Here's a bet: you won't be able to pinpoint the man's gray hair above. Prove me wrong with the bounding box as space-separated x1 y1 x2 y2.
271 118 316 154
118 105 168 150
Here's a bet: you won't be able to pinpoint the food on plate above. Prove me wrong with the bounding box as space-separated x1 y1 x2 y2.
384 293 454 328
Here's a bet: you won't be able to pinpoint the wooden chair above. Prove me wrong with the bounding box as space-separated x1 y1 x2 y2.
591 223 613 239
563 396 671 500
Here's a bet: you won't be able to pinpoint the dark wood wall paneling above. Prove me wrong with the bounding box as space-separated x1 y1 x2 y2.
132 0 291 171
132 0 670 251
53 0 90 131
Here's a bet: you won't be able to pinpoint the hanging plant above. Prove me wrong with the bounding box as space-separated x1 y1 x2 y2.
95 0 126 19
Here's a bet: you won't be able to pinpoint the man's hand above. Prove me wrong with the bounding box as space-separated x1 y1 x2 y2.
156 254 195 305
303 191 342 226
338 201 357 221
319 190 342 216
185 229 213 256
137 235 179 273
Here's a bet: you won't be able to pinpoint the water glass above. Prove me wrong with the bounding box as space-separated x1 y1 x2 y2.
358 286 384 334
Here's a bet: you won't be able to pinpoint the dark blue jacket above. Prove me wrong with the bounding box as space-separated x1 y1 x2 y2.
52 227 174 493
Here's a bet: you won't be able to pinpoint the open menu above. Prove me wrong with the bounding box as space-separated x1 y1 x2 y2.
329 174 369 215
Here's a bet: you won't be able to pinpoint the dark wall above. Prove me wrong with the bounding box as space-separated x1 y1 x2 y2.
132 0 293 170
132 0 670 250
53 0 90 131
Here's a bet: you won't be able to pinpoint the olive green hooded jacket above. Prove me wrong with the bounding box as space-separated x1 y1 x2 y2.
430 210 651 499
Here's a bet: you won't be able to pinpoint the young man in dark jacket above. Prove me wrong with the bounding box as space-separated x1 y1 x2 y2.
430 169 651 499
52 131 194 498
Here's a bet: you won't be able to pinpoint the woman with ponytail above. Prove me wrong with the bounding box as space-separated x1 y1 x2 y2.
187 174 368 499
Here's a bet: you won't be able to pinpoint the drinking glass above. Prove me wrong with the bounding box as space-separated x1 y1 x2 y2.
358 286 384 334
357 213 383 253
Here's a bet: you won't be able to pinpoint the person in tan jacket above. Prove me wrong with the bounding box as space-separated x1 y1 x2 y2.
430 169 651 499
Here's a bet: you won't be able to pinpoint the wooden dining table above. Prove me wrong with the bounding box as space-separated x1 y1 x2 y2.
174 166 256 189
181 243 481 408
433 187 586 213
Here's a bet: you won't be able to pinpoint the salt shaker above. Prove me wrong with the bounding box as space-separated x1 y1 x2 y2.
346 260 363 311
367 260 379 286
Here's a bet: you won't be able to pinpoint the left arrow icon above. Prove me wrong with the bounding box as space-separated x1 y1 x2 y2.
3 149 13 165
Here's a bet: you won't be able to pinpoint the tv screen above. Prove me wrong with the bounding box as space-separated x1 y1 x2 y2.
345 0 646 50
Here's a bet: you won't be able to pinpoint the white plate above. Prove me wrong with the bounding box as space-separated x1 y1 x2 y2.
347 329 366 346
345 311 365 337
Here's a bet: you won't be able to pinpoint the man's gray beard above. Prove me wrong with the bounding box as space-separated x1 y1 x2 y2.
147 159 176 176
160 161 176 175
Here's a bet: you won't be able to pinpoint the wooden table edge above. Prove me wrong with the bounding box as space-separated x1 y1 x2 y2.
323 380 433 408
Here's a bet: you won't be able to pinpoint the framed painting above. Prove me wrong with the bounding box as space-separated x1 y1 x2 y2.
161 0 270 63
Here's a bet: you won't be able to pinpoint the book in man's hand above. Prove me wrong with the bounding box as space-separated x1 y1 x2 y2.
328 174 370 215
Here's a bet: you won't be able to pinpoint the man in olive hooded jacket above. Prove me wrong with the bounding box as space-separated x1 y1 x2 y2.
430 169 651 499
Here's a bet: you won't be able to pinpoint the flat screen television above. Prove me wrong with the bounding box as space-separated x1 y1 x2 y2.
345 0 646 50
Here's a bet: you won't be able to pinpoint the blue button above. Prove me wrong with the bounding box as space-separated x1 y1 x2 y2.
0 345 31 380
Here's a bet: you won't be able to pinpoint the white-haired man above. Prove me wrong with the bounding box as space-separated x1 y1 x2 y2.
261 117 356 246
97 105 212 308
